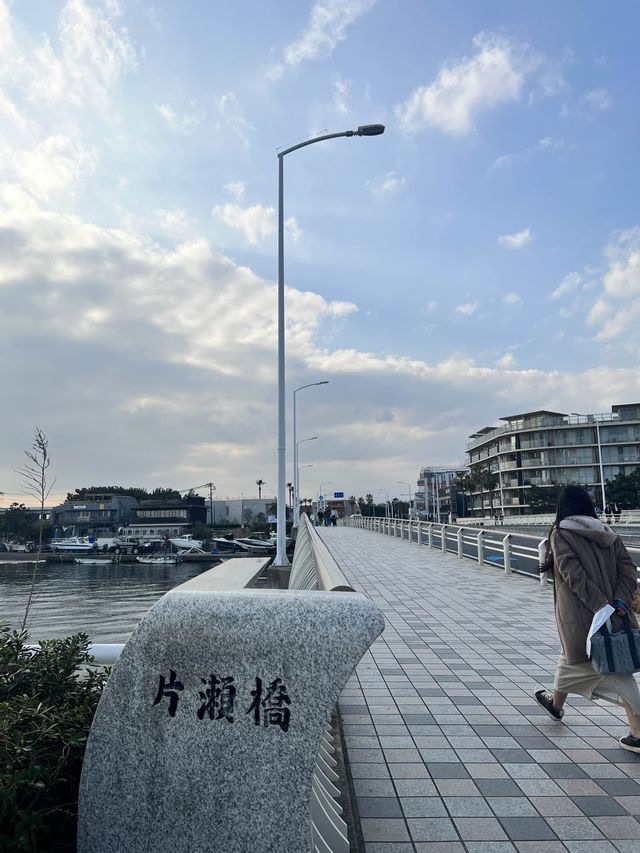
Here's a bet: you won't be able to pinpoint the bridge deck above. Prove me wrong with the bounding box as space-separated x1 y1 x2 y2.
319 526 640 852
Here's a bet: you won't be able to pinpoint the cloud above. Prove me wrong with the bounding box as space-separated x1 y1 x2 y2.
366 171 405 197
395 32 536 136
455 302 478 315
503 291 522 306
224 181 246 201
496 353 516 368
551 271 582 300
1 133 97 200
498 228 533 249
266 0 376 81
331 75 351 116
488 136 565 173
581 87 613 113
212 202 300 246
156 100 205 134
214 91 253 149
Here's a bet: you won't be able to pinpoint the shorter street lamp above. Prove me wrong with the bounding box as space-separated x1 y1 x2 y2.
293 381 328 526
398 481 413 520
318 482 333 511
376 489 389 519
571 412 607 511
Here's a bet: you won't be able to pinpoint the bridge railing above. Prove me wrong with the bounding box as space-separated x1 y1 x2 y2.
343 516 640 578
457 510 640 527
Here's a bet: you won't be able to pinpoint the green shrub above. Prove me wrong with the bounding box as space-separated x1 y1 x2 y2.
0 626 108 853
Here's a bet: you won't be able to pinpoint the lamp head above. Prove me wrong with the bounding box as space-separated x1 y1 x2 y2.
356 124 385 136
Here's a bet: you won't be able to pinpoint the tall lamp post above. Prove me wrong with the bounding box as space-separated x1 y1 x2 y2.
572 412 607 511
293 381 329 526
275 124 385 566
296 435 318 523
318 482 333 514
397 481 413 520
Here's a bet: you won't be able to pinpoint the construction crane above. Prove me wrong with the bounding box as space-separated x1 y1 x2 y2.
177 482 216 521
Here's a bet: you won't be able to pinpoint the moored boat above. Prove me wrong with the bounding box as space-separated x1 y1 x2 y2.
136 555 179 565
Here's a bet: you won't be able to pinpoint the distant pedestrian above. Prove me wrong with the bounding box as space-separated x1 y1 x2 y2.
324 508 331 526
330 508 338 526
605 503 613 524
613 502 622 523
499 512 505 526
534 485 640 752
317 509 324 527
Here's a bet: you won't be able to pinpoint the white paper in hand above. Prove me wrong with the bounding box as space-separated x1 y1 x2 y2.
587 604 615 657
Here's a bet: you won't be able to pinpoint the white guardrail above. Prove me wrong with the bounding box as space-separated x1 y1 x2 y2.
343 516 640 579
457 510 640 527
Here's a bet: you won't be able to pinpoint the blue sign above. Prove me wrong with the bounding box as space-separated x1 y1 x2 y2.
334 492 344 498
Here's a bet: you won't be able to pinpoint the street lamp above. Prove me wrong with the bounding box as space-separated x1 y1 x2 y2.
376 489 389 519
318 482 333 511
397 481 413 520
571 412 607 511
293 381 329 526
296 436 318 523
275 124 385 566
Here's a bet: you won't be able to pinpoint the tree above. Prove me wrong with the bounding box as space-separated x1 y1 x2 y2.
256 479 265 499
191 522 212 544
605 471 640 508
365 494 374 505
527 483 564 513
16 427 55 630
453 474 473 517
286 482 293 505
243 507 255 527
4 503 31 542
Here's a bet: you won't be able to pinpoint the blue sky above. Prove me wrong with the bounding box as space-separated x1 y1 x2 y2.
1 0 640 505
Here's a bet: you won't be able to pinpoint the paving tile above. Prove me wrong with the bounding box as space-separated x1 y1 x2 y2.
572 795 628 816
354 779 399 797
563 843 619 853
476 779 524 797
529 796 583 816
388 763 430 779
544 817 604 839
393 778 438 797
488 797 539 817
453 816 508 840
400 796 448 818
443 797 493 816
435 779 481 796
413 843 465 852
499 816 558 840
592 816 640 838
358 797 405 818
406 817 458 842
361 818 411 842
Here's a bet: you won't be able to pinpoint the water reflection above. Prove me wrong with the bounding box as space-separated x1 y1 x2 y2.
0 561 214 643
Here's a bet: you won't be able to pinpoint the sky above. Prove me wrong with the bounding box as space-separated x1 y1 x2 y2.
1 0 640 507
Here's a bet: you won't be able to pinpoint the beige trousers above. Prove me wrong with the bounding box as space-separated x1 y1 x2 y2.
554 655 640 714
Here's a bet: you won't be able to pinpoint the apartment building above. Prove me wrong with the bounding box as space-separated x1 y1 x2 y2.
415 466 469 521
465 403 640 516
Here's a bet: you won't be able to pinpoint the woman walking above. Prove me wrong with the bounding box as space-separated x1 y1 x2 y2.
535 485 640 752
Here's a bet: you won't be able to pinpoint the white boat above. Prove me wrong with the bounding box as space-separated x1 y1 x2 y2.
52 536 96 553
169 535 204 550
74 557 114 566
235 538 276 552
137 555 179 565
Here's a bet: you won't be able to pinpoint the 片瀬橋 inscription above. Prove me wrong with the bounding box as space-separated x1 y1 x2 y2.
153 670 292 731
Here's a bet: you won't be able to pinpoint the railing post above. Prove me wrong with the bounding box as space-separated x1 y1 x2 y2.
476 530 484 565
538 538 548 586
441 524 447 553
427 523 433 548
418 521 423 545
502 533 512 574
457 527 463 558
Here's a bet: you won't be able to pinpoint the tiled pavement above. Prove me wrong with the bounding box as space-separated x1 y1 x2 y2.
318 526 640 853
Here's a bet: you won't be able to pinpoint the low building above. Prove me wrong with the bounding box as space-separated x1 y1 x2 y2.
465 403 640 516
208 498 277 527
122 495 207 539
415 467 469 521
51 493 139 536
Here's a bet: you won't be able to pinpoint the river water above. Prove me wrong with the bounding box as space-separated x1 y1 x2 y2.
0 560 213 643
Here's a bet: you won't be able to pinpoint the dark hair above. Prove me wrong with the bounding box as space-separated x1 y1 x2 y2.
555 484 597 525
542 485 597 574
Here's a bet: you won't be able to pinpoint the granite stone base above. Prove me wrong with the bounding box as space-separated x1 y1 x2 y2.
78 589 384 853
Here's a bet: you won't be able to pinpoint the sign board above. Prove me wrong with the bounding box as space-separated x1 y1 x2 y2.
333 492 344 499
267 515 277 523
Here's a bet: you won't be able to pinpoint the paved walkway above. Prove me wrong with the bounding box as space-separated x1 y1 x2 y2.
318 526 640 853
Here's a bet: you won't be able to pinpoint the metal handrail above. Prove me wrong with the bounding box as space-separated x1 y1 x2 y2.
290 514 354 592
342 516 640 578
